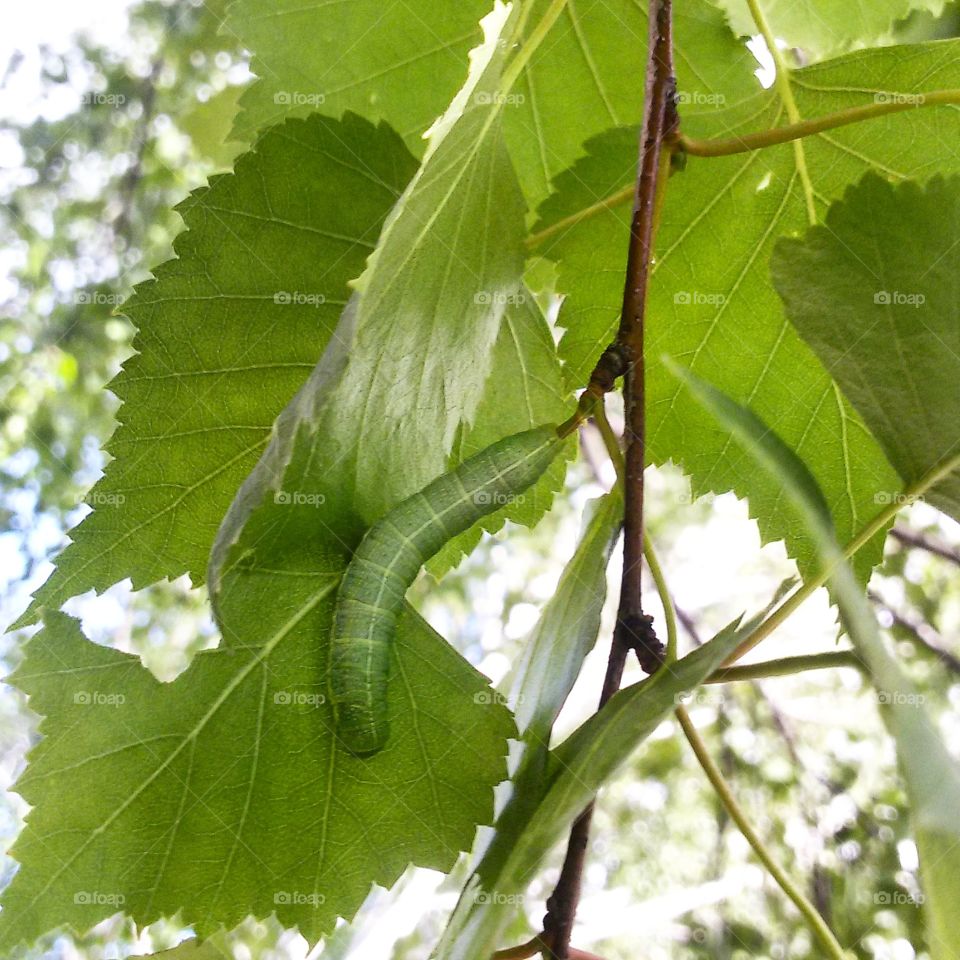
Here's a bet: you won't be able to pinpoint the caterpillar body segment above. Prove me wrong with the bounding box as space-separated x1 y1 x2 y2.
331 424 563 754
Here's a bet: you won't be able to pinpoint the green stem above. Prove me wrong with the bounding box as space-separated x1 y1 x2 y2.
500 0 568 95
592 405 626 478
706 650 864 684
675 706 850 960
643 533 678 664
745 0 816 223
680 90 960 158
526 184 635 250
727 450 960 665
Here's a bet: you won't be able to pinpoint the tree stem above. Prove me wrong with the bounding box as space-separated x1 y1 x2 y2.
540 4 677 956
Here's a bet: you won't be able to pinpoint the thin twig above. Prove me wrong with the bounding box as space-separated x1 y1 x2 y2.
678 90 960 159
540 4 678 957
868 591 960 674
676 707 850 960
706 651 865 683
645 547 849 957
890 526 960 568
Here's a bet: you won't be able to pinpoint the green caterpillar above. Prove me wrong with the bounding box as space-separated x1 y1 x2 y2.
331 423 563 754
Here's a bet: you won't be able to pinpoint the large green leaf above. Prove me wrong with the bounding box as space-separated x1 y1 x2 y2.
319 6 529 521
772 173 960 523
227 0 765 207
536 39 960 581
15 113 419 627
670 362 960 960
715 0 944 62
0 599 513 949
226 0 487 147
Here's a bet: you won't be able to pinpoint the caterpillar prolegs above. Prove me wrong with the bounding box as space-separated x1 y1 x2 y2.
331 423 564 754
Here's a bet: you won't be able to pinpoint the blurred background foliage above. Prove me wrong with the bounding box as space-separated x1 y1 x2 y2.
1 2 959 959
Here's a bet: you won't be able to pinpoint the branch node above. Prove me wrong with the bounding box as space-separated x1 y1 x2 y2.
616 612 665 673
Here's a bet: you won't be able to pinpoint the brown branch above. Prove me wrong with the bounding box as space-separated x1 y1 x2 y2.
869 591 960 675
890 525 960 568
540 4 678 958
